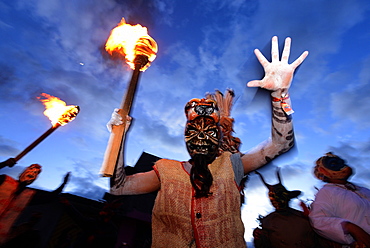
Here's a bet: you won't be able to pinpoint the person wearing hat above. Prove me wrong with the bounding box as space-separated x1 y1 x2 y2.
108 36 308 247
253 168 321 248
309 152 370 248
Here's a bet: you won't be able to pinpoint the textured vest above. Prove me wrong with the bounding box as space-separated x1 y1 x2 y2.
0 175 35 244
152 152 246 248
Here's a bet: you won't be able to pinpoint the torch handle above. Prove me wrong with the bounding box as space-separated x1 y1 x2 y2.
14 123 61 162
100 55 148 177
119 64 142 116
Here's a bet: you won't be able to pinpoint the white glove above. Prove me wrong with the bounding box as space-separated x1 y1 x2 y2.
106 108 123 132
106 108 132 133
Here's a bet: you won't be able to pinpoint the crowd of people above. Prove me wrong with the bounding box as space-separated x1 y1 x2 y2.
0 36 368 247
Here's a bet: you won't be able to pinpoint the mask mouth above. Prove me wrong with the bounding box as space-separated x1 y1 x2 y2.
189 144 211 154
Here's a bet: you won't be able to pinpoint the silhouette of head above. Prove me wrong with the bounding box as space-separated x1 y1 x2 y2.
255 168 301 210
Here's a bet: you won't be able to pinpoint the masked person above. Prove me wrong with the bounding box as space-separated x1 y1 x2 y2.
253 168 321 248
309 152 370 248
0 164 70 245
109 36 308 247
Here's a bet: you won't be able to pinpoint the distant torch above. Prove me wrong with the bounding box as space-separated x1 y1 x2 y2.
100 18 157 177
0 93 79 168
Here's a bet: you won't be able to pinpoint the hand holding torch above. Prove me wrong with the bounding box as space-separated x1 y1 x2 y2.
100 18 158 178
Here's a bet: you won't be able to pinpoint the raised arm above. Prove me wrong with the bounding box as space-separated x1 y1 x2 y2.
110 170 160 195
241 36 308 174
106 109 160 195
52 171 71 194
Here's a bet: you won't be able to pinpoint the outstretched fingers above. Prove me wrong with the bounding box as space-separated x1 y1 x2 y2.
281 37 291 63
291 51 309 69
254 49 269 67
271 36 279 62
247 79 262 87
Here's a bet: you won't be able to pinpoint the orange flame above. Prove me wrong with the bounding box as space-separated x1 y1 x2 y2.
105 18 158 71
37 93 80 127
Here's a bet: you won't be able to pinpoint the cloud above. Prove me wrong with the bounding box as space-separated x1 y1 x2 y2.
0 136 20 157
67 173 107 200
330 55 370 129
325 140 370 185
62 158 108 200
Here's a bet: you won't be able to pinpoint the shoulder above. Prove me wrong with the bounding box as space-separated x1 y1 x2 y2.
154 158 182 171
317 183 341 194
215 151 234 165
155 158 179 165
355 185 370 198
312 185 333 202
211 151 234 171
314 184 348 204
0 174 16 185
261 211 289 224
217 151 233 160
356 184 370 192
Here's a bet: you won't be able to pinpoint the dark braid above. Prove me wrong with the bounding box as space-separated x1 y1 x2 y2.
190 154 213 198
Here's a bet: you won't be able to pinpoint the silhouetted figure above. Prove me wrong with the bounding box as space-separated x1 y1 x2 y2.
253 168 321 248
0 164 70 246
0 212 42 248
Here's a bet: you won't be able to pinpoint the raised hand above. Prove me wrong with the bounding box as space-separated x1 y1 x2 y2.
63 172 71 184
247 36 308 91
106 108 132 133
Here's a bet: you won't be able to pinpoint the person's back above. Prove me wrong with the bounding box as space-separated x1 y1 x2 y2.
257 207 319 248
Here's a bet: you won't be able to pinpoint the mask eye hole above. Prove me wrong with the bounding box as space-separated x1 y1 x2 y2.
196 106 205 115
205 107 214 115
206 129 217 138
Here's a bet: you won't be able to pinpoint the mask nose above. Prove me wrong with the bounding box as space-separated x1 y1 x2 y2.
198 132 206 139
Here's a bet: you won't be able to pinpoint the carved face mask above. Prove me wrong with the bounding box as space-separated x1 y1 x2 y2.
185 116 220 161
184 98 221 161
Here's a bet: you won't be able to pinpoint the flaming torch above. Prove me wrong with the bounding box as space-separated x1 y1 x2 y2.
100 18 157 178
0 93 80 168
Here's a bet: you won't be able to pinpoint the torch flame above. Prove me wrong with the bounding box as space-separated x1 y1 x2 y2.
105 18 158 71
37 93 80 127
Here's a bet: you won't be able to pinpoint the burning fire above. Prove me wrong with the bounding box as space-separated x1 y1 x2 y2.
37 93 80 127
105 18 158 71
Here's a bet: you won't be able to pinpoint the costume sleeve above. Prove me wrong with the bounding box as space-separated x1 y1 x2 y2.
230 153 244 185
240 90 294 174
110 170 160 195
309 187 354 244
